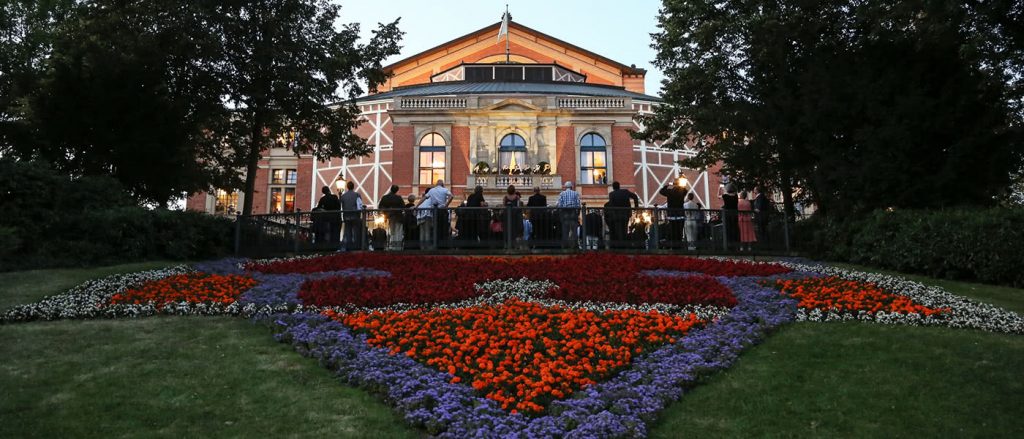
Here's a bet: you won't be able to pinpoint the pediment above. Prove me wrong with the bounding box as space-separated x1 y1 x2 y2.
484 99 542 112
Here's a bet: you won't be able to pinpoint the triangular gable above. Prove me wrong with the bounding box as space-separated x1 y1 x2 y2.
482 98 543 112
378 21 646 93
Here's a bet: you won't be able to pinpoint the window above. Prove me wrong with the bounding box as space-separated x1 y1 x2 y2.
270 187 296 213
499 133 527 174
418 133 446 185
214 189 238 215
579 133 608 185
271 169 297 185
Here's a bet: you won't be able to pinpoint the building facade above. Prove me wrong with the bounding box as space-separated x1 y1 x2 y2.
187 19 720 215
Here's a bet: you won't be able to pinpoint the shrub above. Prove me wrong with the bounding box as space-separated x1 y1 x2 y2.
796 208 1024 287
0 159 233 270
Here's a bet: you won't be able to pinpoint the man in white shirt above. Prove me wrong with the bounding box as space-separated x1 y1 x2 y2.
416 180 453 250
683 193 700 251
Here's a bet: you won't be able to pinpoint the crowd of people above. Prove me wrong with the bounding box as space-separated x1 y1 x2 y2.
307 176 775 251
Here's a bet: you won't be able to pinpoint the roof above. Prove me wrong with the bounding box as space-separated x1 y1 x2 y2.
357 81 662 102
382 20 647 76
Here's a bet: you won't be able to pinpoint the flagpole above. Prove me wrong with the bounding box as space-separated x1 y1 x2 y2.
505 5 510 63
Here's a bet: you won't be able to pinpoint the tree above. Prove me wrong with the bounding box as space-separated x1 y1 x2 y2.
638 0 1024 216
0 0 76 152
209 0 402 216
3 1 239 206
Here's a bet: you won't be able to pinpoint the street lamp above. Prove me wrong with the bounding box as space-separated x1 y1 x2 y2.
334 176 346 192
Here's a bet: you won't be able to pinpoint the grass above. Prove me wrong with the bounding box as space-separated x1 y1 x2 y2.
1 260 1022 437
648 322 1024 438
0 317 415 438
828 262 1024 314
0 261 183 311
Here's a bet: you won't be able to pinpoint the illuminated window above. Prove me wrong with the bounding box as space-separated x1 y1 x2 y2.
271 169 297 185
499 133 527 173
580 133 608 185
418 133 446 185
214 189 238 215
270 187 296 213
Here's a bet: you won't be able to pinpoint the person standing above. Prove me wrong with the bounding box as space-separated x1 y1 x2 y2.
315 186 341 245
526 186 549 242
338 181 364 251
683 193 700 251
659 182 688 247
416 180 453 250
721 183 739 248
556 181 581 249
428 179 453 247
737 190 758 251
464 185 488 245
378 185 405 250
607 181 640 247
527 187 547 207
752 186 770 244
404 194 419 248
503 185 522 246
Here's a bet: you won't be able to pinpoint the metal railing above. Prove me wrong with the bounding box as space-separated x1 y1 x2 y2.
466 175 562 191
234 205 803 258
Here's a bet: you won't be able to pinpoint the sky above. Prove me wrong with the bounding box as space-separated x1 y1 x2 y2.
336 0 666 95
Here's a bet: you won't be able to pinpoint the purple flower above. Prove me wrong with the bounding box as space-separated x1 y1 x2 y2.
260 274 798 437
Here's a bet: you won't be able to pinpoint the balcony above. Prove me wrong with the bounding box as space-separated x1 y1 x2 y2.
466 174 562 191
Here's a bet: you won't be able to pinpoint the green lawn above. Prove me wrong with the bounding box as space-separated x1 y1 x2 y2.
1 261 1022 437
0 317 414 438
0 261 183 311
829 262 1024 314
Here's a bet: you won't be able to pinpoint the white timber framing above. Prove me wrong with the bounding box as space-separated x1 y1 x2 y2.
631 102 710 207
313 101 394 207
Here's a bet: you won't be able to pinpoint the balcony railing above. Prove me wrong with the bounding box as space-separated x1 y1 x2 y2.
466 175 562 190
557 97 626 109
398 97 467 109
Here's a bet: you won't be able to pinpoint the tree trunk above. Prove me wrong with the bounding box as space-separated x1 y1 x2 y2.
240 111 264 217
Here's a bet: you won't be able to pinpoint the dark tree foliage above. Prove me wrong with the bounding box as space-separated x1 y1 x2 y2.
2 1 237 206
0 0 75 151
637 0 1024 216
1 0 403 211
210 0 403 215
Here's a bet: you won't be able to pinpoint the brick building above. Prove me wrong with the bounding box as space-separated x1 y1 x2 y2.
187 18 720 215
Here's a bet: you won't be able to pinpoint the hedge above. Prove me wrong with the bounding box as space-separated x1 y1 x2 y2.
0 159 234 271
795 208 1024 287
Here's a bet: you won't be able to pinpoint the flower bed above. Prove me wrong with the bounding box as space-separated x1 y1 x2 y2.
774 260 1024 333
294 254 740 309
111 273 258 308
770 276 949 316
4 253 1022 437
327 300 703 414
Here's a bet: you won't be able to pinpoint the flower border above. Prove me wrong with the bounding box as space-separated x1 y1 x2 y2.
263 275 796 437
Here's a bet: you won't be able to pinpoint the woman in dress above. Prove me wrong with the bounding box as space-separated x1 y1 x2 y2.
737 190 758 251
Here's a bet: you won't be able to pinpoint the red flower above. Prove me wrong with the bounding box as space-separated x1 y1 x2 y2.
110 273 257 309
325 300 703 414
771 276 949 316
291 254 740 308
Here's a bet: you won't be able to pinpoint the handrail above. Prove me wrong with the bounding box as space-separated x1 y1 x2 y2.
234 206 800 257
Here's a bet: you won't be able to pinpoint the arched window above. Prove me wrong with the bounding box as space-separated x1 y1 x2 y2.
418 133 446 185
499 133 527 174
579 133 607 185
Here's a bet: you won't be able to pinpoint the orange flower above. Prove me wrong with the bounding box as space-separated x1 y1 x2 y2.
772 277 949 316
324 300 702 414
111 273 257 309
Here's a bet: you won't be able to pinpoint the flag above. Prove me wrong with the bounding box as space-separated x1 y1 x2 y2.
496 12 509 43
